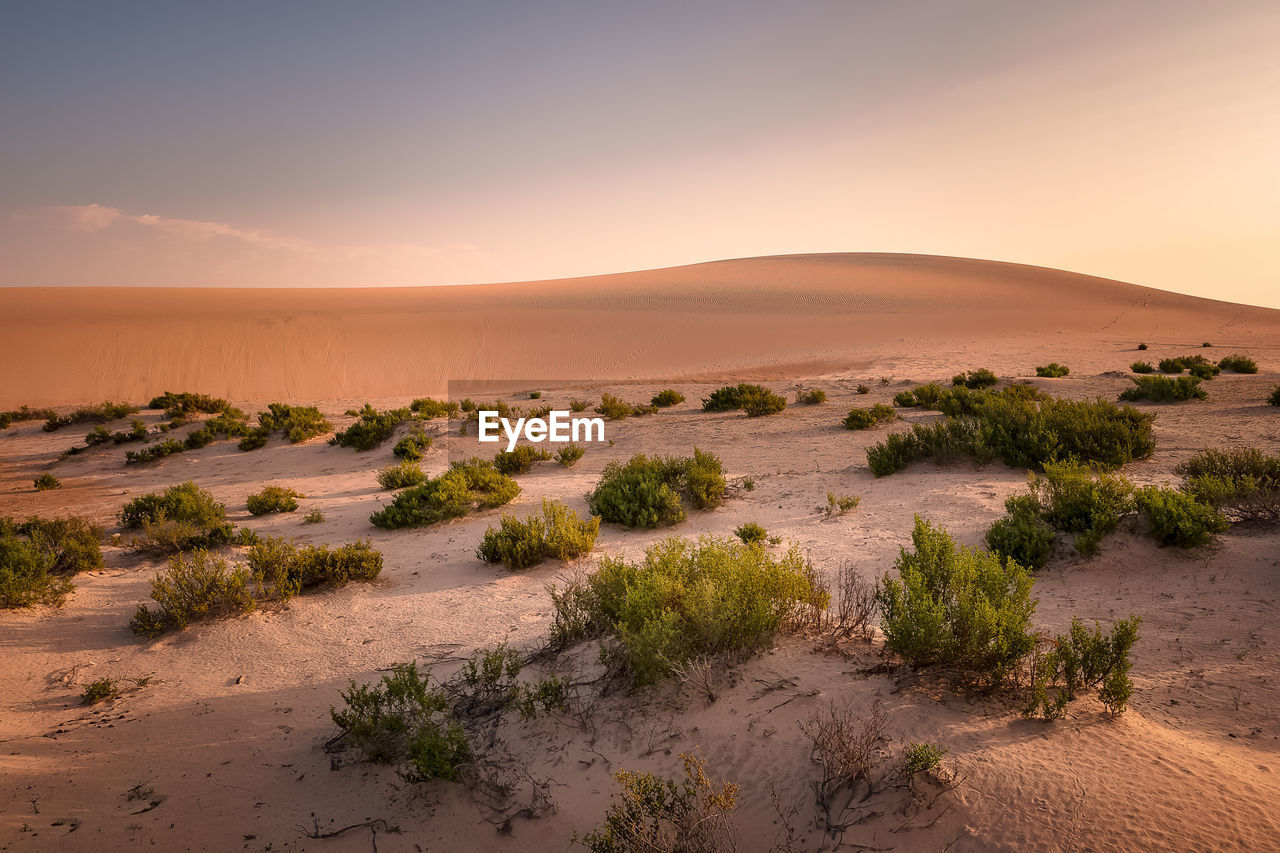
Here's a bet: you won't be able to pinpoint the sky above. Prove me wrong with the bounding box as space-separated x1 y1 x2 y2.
1 0 1277 306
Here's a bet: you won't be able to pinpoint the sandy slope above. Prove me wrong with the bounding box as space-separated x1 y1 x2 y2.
2 256 1280 852
3 253 1279 408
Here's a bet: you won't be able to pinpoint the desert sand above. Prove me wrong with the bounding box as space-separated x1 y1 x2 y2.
2 253 1279 852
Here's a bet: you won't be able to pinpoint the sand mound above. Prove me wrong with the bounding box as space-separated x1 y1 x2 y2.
3 253 1278 407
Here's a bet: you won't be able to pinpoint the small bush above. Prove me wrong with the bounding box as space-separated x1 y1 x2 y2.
549 536 823 683
701 383 785 415
1035 363 1070 378
377 460 428 490
330 404 413 451
393 428 432 461
796 388 827 405
734 522 768 545
842 404 896 430
555 444 585 467
1202 341 1213 347
1030 461 1133 554
331 662 470 781
246 485 303 515
580 752 738 853
528 390 542 399
1158 357 1185 373
410 397 459 419
34 473 61 491
1177 448 1280 521
247 537 382 601
1270 387 1280 406
856 384 870 394
1137 342 1148 350
118 482 234 553
587 449 724 528
596 393 657 420
1131 361 1154 374
903 741 948 775
1119 375 1206 402
81 677 120 705
476 500 600 570
1189 361 1220 380
651 389 685 407
1217 354 1258 374
892 383 945 409
493 445 552 475
149 392 232 419
0 517 98 607
129 550 254 636
985 495 1056 570
42 401 141 432
877 517 1035 688
823 492 860 517
1133 486 1229 547
570 399 591 413
303 510 325 524
250 403 332 445
370 459 519 529
1025 616 1140 718
0 405 57 430
125 438 187 465
741 386 786 417
952 369 999 389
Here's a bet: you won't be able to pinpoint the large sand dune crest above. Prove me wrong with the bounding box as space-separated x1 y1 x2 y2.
3 253 1278 407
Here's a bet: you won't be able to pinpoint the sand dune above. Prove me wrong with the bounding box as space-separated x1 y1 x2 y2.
3 253 1278 407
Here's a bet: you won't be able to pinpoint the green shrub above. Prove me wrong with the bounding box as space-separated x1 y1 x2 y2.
4 516 104 577
1176 448 1280 521
1189 361 1220 380
0 405 57 430
893 382 945 408
370 458 519 529
823 492 860 516
34 473 61 491
331 662 470 781
1029 461 1133 554
595 393 658 420
148 392 232 419
1203 341 1213 347
555 443 585 467
393 428 432 461
410 397 459 419
570 399 591 413
303 510 325 524
42 401 141 432
877 517 1036 688
1137 343 1148 350
247 537 382 601
246 485 303 515
1158 357 1185 373
87 419 149 446
903 742 948 775
952 369 999 389
1025 616 1140 718
1133 486 1229 547
493 445 552 475
985 495 1056 570
129 550 254 636
251 403 332 444
125 439 187 465
651 389 685 407
1268 387 1280 406
842 404 896 430
476 500 600 570
1217 354 1258 374
587 449 724 528
377 460 427 490
0 530 70 607
81 677 120 705
528 391 542 399
867 395 1154 477
549 536 823 684
118 482 234 553
1035 363 1070 378
795 388 826 405
1120 375 1206 402
580 752 738 853
856 384 870 394
701 383 784 415
330 404 413 450
734 522 768 544
1130 361 1154 374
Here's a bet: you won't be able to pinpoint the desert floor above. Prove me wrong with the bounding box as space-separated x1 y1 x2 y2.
2 255 1279 852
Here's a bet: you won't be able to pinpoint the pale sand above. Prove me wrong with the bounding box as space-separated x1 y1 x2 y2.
3 253 1280 408
1 254 1279 851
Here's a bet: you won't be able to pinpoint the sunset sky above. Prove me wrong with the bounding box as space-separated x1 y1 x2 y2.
2 1 1277 306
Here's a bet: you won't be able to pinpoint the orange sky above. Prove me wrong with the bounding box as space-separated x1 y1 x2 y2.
1 2 1277 307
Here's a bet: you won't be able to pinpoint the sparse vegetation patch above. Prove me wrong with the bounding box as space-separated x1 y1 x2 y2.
476 500 600 570
246 485 304 515
118 482 234 553
1035 363 1069 378
587 449 725 528
370 459 519 529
